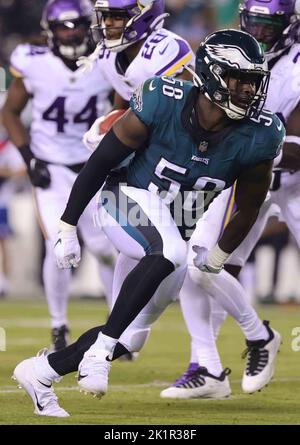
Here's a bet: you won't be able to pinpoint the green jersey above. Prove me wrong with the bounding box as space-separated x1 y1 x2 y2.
127 76 284 199
111 76 284 238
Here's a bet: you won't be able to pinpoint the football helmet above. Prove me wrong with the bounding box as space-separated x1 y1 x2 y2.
240 0 300 60
91 0 167 52
41 0 93 60
192 29 270 120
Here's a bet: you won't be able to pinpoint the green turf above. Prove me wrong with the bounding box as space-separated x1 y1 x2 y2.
0 299 299 425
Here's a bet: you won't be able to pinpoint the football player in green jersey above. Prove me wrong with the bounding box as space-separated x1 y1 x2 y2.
13 29 284 414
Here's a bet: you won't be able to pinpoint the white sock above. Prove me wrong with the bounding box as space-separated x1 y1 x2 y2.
180 273 224 376
35 352 61 383
196 269 268 341
92 332 118 358
43 241 70 328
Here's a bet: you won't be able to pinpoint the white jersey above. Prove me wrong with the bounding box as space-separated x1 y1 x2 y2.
96 28 195 101
265 43 300 189
10 44 111 165
266 43 300 122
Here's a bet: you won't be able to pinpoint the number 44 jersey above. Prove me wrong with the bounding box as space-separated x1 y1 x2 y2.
10 44 111 165
126 77 285 228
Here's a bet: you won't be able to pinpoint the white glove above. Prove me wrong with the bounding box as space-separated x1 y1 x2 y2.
192 245 228 274
54 220 81 269
83 110 126 152
82 117 105 152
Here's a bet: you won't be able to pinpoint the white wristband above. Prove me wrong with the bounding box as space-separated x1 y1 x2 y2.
59 220 76 232
207 244 231 269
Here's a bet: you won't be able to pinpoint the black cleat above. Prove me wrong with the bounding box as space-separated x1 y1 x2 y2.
51 325 70 352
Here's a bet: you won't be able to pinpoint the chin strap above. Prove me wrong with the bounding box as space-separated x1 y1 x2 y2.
59 42 88 61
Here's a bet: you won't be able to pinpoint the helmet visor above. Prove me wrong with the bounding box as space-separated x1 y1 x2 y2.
91 7 130 45
240 11 288 51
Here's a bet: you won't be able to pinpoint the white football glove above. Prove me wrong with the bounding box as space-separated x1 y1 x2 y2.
82 117 105 152
83 110 126 152
54 221 81 269
192 245 225 274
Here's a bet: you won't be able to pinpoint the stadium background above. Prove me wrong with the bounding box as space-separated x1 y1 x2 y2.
0 0 300 303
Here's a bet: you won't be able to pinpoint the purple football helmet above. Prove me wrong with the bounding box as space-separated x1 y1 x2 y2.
41 0 93 60
92 0 166 52
240 0 300 60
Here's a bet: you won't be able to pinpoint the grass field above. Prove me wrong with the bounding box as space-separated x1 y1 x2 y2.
0 299 299 425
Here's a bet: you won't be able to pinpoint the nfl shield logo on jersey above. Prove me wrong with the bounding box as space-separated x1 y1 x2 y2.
198 141 208 152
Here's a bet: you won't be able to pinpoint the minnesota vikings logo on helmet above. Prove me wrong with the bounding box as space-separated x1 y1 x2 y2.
92 0 167 52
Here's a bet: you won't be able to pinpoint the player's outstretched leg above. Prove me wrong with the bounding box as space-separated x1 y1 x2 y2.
77 254 177 397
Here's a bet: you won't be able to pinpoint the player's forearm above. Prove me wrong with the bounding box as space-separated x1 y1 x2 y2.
218 208 260 254
61 129 135 226
1 109 29 148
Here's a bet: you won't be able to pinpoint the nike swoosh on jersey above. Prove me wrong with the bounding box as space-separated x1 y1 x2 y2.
276 120 283 131
54 239 62 247
149 80 156 91
159 43 169 55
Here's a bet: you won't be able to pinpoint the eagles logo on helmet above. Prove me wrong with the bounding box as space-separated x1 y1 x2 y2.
188 29 270 120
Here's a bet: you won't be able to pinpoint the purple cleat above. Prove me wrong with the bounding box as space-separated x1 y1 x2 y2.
160 363 231 399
